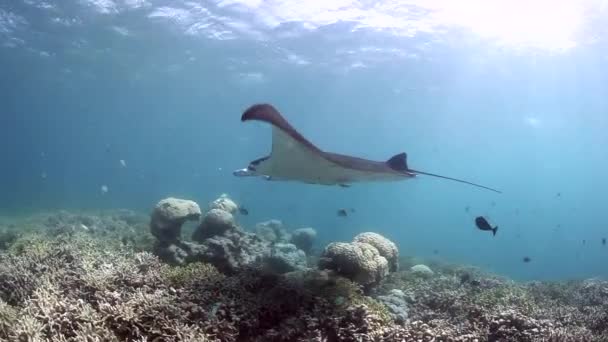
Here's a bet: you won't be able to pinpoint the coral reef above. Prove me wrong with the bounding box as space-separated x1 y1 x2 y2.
255 219 290 243
208 193 239 214
318 232 399 289
264 243 308 273
376 289 409 324
0 233 396 342
371 258 608 341
150 197 202 242
192 208 237 242
353 232 399 272
410 264 434 278
1 202 607 342
153 196 310 276
318 241 389 288
290 227 317 253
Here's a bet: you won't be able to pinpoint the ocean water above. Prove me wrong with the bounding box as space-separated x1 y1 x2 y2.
1 0 607 281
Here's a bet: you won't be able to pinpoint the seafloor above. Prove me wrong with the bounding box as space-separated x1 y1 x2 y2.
0 195 606 342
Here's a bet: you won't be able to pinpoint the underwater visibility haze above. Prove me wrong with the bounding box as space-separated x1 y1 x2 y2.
3 0 608 281
2 3 608 337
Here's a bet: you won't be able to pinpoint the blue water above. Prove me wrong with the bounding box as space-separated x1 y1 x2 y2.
2 0 608 281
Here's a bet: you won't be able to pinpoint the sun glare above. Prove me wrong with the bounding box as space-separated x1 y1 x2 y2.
430 0 587 50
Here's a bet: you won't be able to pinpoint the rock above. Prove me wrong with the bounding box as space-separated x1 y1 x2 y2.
192 209 236 242
208 194 238 214
376 289 409 324
263 243 307 274
290 227 316 253
150 198 201 242
410 264 434 278
353 232 399 272
318 242 389 288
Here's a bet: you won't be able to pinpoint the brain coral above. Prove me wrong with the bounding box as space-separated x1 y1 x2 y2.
353 232 399 272
318 242 389 287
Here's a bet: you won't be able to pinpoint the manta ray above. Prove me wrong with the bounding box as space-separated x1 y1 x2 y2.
233 103 501 193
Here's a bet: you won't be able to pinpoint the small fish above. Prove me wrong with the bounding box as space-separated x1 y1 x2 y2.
119 159 127 168
523 256 531 263
238 206 249 215
337 209 348 217
41 172 47 179
602 238 606 246
475 216 498 236
433 249 439 255
490 201 496 207
100 185 109 194
583 239 586 245
556 192 561 198
349 208 356 213
465 205 470 213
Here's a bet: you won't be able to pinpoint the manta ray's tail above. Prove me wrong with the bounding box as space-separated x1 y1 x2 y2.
386 153 501 194
408 168 502 194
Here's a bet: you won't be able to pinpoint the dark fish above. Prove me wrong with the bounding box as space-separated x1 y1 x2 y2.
523 256 531 263
583 239 586 245
602 238 606 246
238 207 249 215
475 216 498 236
433 249 439 255
337 208 354 216
556 192 561 197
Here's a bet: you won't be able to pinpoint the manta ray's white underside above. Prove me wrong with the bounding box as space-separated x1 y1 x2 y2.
253 127 407 185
